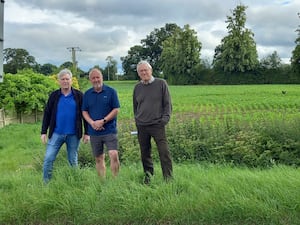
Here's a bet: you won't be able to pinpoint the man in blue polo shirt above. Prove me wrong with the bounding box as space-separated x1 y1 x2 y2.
82 68 120 178
41 68 89 183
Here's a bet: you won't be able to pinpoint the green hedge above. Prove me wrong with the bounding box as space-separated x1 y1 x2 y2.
77 117 300 168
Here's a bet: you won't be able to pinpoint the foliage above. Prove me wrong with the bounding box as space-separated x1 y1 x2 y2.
38 63 58 75
291 44 300 73
134 117 300 168
213 4 259 73
59 61 73 70
161 24 202 85
3 48 39 74
260 51 282 69
121 23 181 78
141 23 181 75
291 13 300 73
0 69 57 114
103 56 118 81
121 45 146 80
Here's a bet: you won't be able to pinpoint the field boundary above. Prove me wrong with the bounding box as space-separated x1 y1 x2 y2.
0 108 43 128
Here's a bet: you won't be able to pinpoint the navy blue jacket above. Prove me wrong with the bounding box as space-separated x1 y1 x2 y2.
41 88 88 139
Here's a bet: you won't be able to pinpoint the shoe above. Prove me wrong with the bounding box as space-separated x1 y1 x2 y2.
143 172 151 185
164 176 173 183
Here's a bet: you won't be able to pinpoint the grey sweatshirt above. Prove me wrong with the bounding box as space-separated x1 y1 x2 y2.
133 78 172 126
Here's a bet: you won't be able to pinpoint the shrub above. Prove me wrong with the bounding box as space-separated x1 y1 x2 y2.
165 117 300 167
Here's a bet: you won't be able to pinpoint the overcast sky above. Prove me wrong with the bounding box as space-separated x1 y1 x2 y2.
3 0 300 72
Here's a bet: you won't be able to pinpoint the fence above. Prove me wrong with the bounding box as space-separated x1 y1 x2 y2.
0 108 43 128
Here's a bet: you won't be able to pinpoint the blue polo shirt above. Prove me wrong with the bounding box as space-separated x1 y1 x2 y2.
82 84 120 135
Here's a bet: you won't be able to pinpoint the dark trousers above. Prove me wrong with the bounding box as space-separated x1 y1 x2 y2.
136 124 173 179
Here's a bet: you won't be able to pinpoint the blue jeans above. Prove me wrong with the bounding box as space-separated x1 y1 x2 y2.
43 133 80 182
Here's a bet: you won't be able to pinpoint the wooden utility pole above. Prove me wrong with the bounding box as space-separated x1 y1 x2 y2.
0 0 4 83
67 47 81 77
106 56 113 81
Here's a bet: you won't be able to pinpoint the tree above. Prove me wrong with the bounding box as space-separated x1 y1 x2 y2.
59 61 73 70
0 69 57 122
291 13 300 73
3 48 39 74
260 51 282 69
161 24 202 85
104 56 117 80
141 23 181 75
39 63 58 75
212 4 259 73
121 45 146 79
121 23 181 78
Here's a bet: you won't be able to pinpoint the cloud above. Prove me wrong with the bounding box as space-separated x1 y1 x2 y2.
3 0 300 71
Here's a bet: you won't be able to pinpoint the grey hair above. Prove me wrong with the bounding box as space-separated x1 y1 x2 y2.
58 68 73 79
89 68 102 79
137 60 152 70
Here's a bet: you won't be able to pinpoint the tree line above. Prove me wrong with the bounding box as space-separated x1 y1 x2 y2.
121 5 300 84
2 4 300 84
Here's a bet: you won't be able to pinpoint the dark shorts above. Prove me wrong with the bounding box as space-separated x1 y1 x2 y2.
90 134 118 157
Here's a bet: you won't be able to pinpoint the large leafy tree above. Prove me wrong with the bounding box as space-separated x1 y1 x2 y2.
291 13 300 73
140 23 181 75
3 48 39 74
121 45 146 79
121 23 180 78
161 24 202 85
213 4 259 73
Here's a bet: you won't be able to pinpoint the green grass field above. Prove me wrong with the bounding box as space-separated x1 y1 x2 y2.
0 83 299 224
106 82 299 117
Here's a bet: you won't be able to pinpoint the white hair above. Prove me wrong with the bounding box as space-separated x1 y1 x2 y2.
58 68 72 79
137 60 152 70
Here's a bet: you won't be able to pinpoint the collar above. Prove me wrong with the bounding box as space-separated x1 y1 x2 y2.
141 76 155 85
60 88 73 96
92 84 105 93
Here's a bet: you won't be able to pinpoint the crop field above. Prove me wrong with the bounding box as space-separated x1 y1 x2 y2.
106 82 299 120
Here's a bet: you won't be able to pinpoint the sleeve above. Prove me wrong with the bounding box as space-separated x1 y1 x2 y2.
161 80 172 125
112 88 120 109
40 92 54 134
133 86 138 115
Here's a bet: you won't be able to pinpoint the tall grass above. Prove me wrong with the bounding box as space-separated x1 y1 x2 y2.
1 160 300 225
0 83 300 224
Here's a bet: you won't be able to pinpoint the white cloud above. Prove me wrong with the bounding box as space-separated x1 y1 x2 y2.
5 0 95 32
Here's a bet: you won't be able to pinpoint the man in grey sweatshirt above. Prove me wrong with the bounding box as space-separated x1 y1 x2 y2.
133 60 173 184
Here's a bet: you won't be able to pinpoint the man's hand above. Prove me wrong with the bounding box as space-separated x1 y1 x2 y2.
41 134 47 144
82 134 90 144
91 120 105 131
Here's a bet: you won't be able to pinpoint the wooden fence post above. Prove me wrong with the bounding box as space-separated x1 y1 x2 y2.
0 108 5 128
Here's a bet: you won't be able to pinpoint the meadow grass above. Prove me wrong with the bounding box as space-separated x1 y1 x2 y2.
1 157 300 225
0 83 300 224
